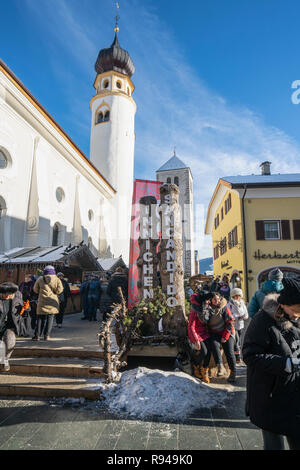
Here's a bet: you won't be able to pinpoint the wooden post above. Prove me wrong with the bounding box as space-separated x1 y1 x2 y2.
159 183 187 338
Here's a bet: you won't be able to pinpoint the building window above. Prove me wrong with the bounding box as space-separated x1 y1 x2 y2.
228 226 238 249
225 193 232 214
256 220 292 241
88 210 94 222
56 187 65 203
97 112 104 123
220 237 227 255
103 79 109 89
104 110 110 122
52 223 60 246
116 81 122 89
221 207 224 220
214 214 220 229
264 221 281 240
214 245 219 260
0 196 7 219
0 150 8 169
167 177 171 184
174 176 179 186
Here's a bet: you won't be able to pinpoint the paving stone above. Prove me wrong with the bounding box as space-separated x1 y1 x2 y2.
116 421 152 450
94 420 124 450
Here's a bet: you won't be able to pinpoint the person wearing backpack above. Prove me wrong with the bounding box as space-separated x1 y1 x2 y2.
32 266 63 341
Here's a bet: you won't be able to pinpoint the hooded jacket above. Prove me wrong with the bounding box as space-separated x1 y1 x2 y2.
33 275 63 315
247 280 284 318
0 291 23 337
242 293 300 438
188 294 210 344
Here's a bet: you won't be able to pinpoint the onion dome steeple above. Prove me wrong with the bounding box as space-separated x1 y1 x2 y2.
95 30 135 78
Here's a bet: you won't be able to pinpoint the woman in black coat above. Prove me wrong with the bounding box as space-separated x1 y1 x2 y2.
242 278 300 450
0 282 23 371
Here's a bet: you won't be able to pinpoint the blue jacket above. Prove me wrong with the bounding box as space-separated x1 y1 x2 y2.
248 280 283 318
87 279 101 300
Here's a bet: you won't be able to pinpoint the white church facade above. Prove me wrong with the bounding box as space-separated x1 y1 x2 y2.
0 28 136 264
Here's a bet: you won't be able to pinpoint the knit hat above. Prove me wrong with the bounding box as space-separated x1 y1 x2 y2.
231 288 243 298
268 268 283 282
43 265 56 275
0 282 18 294
278 278 300 305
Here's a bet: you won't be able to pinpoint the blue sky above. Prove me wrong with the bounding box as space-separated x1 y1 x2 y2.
2 0 300 259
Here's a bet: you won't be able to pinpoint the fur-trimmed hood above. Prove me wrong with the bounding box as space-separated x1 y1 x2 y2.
262 293 300 331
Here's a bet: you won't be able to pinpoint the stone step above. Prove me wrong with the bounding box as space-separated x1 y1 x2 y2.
0 373 104 400
9 357 105 379
12 347 114 360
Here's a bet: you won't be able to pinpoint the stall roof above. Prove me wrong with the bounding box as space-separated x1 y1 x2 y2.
97 256 127 271
0 245 101 271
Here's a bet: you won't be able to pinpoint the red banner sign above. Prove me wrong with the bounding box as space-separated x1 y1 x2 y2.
128 179 162 309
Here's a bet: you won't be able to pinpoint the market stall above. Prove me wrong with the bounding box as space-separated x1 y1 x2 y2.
0 244 102 314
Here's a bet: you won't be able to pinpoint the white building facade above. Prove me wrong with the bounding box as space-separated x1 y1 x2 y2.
0 30 136 264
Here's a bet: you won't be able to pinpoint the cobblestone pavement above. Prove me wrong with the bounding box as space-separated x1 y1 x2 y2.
0 365 264 450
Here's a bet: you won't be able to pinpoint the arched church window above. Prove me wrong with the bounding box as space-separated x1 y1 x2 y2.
0 196 7 219
0 150 8 169
56 187 65 203
174 176 179 186
88 209 94 221
104 111 110 122
97 112 104 123
52 223 60 246
103 80 109 89
167 177 171 184
116 81 122 90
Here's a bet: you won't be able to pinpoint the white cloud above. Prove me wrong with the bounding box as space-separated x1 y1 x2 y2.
22 0 300 260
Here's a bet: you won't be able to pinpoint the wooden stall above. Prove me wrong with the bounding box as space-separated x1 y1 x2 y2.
0 244 102 314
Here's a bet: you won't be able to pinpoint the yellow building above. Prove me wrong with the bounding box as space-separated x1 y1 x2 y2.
205 162 300 301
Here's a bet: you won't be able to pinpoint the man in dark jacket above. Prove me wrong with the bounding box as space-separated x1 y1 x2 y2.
87 276 101 321
0 282 23 372
106 267 128 308
80 275 90 320
242 278 300 450
56 273 71 328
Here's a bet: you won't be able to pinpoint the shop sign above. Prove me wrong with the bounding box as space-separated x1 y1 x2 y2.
254 250 300 261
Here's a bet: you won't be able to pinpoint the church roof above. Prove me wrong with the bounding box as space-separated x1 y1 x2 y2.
157 154 189 172
95 33 135 78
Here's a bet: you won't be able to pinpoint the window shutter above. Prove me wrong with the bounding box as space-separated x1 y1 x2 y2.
228 232 232 249
233 226 238 246
281 220 291 240
255 220 265 240
293 220 300 240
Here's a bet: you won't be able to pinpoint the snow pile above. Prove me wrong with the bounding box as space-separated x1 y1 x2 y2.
100 367 228 421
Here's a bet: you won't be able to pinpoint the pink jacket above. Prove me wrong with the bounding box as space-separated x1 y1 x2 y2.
187 294 210 344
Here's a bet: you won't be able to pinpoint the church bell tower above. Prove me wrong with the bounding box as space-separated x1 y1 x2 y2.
89 15 136 263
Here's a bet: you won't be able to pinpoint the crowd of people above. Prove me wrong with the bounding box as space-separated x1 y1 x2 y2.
187 268 300 450
0 265 129 373
0 263 299 449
